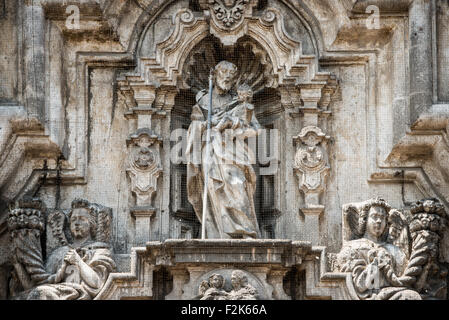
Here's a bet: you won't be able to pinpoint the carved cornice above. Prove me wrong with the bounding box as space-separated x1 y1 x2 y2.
351 0 414 13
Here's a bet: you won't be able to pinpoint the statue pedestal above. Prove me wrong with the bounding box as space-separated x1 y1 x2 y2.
131 206 155 246
148 240 311 300
97 239 313 300
301 206 325 245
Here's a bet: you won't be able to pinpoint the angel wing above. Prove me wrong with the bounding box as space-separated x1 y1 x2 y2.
342 203 361 241
198 280 210 296
46 210 69 254
90 204 113 244
388 209 411 258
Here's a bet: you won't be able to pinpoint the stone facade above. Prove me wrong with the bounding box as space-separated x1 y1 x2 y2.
0 0 448 300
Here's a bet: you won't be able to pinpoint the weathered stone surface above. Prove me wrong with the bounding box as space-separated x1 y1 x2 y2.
0 0 448 300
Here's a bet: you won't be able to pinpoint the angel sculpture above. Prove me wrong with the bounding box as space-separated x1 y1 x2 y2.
198 273 229 300
336 198 422 300
228 270 258 300
197 270 258 300
8 198 116 300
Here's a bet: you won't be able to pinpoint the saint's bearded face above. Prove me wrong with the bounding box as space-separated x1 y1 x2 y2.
70 208 91 240
214 62 237 94
366 206 387 240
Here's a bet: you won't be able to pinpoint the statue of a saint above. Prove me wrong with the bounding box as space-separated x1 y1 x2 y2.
186 61 261 239
336 198 421 300
12 199 116 300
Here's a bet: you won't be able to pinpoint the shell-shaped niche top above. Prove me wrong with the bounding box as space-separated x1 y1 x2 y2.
182 35 276 95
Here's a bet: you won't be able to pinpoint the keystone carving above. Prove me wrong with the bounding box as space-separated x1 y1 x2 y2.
199 0 259 45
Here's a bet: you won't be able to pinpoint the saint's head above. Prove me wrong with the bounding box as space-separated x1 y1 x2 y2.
214 61 238 94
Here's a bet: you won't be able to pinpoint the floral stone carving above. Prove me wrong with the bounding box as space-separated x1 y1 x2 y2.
8 198 116 300
336 198 448 300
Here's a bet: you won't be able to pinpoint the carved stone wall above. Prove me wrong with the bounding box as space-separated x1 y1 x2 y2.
0 0 448 300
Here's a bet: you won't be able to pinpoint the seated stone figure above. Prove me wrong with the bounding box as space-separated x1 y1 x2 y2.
10 199 116 300
336 198 421 300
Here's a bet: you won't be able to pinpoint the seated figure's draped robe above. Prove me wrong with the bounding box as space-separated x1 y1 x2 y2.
337 238 422 300
186 91 261 239
25 242 116 300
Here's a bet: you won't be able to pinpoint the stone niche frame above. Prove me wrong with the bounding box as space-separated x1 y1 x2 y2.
118 0 338 244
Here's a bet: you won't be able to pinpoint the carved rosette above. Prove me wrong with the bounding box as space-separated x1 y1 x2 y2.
126 128 163 207
293 126 330 207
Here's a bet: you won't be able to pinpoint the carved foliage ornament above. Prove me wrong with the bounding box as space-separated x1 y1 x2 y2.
211 0 249 28
200 0 257 29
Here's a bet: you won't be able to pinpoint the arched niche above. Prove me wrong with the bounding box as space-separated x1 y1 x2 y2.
118 0 338 241
170 34 283 237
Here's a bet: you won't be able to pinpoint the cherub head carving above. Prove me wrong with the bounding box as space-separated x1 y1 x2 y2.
69 199 97 242
133 137 156 169
66 199 112 245
127 129 161 171
231 270 248 290
359 198 392 242
209 273 225 289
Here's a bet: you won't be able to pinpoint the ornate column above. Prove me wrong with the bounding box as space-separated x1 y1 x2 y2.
293 126 330 244
122 84 177 245
126 129 162 245
289 80 336 244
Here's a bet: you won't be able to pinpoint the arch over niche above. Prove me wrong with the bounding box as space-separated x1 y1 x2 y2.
118 1 336 107
127 0 325 59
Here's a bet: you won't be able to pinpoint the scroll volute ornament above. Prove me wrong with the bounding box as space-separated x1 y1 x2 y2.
126 128 163 206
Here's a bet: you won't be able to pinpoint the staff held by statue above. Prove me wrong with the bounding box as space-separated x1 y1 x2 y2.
201 70 214 239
